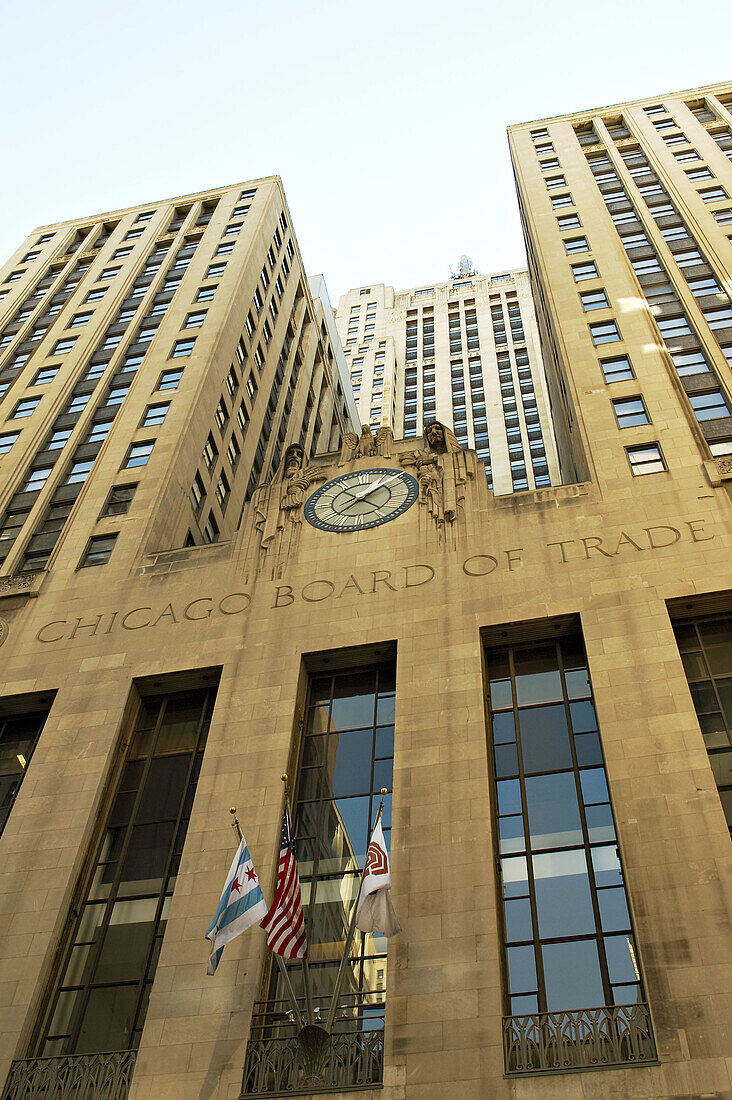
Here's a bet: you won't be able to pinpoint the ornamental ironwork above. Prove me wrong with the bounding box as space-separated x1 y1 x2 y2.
1 1051 136 1100
241 993 384 1096
503 1003 656 1075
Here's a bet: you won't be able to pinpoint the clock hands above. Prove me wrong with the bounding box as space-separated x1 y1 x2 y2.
347 473 400 504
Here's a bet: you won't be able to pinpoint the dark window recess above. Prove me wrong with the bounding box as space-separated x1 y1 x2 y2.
101 484 138 518
486 633 656 1074
0 704 53 836
37 685 218 1056
673 614 732 835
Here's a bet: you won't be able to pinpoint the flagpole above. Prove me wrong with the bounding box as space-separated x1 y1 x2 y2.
280 774 316 1028
229 807 304 1031
324 790 387 1035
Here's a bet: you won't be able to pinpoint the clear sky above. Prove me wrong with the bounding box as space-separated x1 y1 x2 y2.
1 0 729 301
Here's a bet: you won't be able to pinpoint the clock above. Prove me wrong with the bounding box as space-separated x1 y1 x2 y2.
304 467 419 532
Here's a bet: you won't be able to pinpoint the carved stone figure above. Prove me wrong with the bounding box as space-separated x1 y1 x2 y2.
256 444 327 552
338 432 359 467
399 420 473 526
353 425 377 458
375 426 393 459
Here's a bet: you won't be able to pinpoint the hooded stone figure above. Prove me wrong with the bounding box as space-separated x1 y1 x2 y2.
399 420 472 525
255 443 326 551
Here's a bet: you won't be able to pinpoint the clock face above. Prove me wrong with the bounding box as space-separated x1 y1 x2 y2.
304 468 419 533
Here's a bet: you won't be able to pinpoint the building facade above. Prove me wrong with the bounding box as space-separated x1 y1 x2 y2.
334 269 560 495
0 180 356 577
0 83 730 1100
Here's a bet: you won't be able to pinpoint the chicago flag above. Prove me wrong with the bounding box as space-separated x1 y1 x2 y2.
206 834 268 975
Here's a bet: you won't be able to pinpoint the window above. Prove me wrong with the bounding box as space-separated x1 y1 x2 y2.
202 433 218 470
33 367 60 385
612 396 649 428
545 175 566 190
24 466 54 492
686 167 714 181
67 394 90 414
100 484 137 517
551 194 573 209
600 356 634 383
0 432 19 453
98 267 120 281
0 707 51 837
69 312 92 328
564 237 589 255
486 635 650 1039
713 209 732 225
171 338 195 358
589 321 620 345
196 286 216 302
123 442 154 468
557 214 581 230
105 386 130 406
86 421 113 444
689 391 729 421
699 187 729 202
66 459 95 484
142 403 169 427
269 657 395 1019
673 616 732 834
11 398 40 419
113 248 133 260
216 242 234 256
206 263 226 279
78 533 118 568
215 471 230 511
201 511 219 544
540 157 561 171
233 205 250 218
627 442 665 475
184 311 206 328
190 471 206 513
227 434 241 469
51 338 77 356
571 261 599 282
225 367 239 398
656 315 691 338
580 290 609 311
6 271 23 283
37 685 217 1052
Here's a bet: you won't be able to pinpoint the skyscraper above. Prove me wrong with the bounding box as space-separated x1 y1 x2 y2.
334 267 560 494
508 80 732 488
0 179 356 576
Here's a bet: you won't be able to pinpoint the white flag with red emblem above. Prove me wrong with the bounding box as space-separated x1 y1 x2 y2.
355 819 401 937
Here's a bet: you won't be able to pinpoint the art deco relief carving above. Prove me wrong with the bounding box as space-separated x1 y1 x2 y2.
251 444 328 578
399 421 475 534
0 617 8 648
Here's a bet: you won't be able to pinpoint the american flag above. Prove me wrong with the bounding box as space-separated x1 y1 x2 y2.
260 806 308 959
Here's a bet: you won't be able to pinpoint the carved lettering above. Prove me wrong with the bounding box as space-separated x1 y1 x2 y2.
687 519 713 543
371 570 397 593
121 607 153 630
185 598 213 620
69 614 103 639
273 585 294 607
36 620 67 644
463 554 498 577
546 539 576 563
301 580 335 603
644 525 680 548
218 593 251 615
103 612 118 634
505 548 523 571
404 564 435 587
581 537 612 559
338 575 365 598
613 531 645 554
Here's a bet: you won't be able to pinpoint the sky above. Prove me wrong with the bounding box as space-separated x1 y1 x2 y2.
1 0 730 303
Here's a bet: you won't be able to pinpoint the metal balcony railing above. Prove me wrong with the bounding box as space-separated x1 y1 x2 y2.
503 1003 657 1075
241 991 384 1096
1 1051 136 1100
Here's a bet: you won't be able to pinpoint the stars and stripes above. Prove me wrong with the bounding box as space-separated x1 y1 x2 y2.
259 806 308 959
